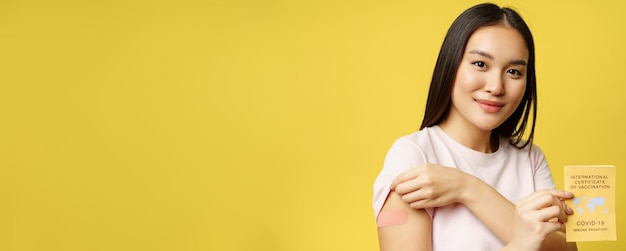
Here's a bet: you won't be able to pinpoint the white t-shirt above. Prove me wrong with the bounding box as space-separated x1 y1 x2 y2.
373 125 555 250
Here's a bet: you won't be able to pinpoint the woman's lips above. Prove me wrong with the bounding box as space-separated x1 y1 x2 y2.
476 99 504 113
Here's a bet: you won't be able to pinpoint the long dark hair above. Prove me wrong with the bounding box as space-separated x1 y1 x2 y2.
420 3 537 149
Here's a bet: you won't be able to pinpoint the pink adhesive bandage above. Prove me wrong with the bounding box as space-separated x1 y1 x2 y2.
376 209 408 227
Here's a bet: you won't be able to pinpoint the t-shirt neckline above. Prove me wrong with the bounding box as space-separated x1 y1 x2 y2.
431 125 506 159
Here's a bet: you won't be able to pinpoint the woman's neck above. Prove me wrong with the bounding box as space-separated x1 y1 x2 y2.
438 119 499 153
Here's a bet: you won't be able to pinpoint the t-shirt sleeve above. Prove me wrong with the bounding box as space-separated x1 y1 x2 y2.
372 137 428 219
531 145 556 190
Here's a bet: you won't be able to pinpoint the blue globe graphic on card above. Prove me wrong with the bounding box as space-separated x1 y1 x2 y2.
573 196 608 215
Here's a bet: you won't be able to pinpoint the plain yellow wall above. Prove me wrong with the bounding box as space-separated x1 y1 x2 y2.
1 0 624 250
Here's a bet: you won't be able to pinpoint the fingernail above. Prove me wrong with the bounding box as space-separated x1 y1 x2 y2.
566 206 573 214
564 191 574 197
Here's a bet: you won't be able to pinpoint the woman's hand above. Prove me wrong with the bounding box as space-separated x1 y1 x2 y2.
390 163 472 209
507 189 574 251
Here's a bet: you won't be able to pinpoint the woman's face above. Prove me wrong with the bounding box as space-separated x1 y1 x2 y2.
446 24 529 133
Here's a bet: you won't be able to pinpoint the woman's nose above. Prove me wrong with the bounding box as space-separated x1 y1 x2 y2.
484 73 505 95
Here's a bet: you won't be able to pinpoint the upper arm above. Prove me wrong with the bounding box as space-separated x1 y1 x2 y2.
373 138 427 217
377 191 432 251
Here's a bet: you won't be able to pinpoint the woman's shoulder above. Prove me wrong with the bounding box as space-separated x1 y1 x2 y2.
394 126 440 147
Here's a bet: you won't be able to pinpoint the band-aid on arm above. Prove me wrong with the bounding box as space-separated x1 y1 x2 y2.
377 191 432 250
376 209 408 227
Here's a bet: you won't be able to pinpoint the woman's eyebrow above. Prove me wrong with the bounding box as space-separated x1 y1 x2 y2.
469 49 527 66
469 49 493 59
510 59 527 66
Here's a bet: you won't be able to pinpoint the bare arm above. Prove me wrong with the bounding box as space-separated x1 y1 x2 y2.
378 191 432 251
463 176 577 251
460 175 516 243
392 165 576 251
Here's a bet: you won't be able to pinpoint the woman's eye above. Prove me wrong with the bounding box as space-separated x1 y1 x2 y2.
507 69 522 76
472 61 486 68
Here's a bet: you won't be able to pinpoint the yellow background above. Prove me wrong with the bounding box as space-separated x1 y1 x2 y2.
1 0 624 250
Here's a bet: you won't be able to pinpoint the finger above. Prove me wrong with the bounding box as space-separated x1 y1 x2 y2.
548 218 565 232
549 195 572 221
524 213 563 236
551 205 568 224
561 199 573 215
551 196 565 211
547 217 566 233
522 189 573 204
549 189 574 199
519 190 570 211
400 188 432 204
391 169 420 189
545 221 565 235
533 205 565 223
394 177 423 195
409 200 432 209
565 204 573 215
517 192 556 212
535 189 574 199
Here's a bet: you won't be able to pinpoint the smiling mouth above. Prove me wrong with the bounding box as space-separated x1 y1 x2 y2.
476 99 504 113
